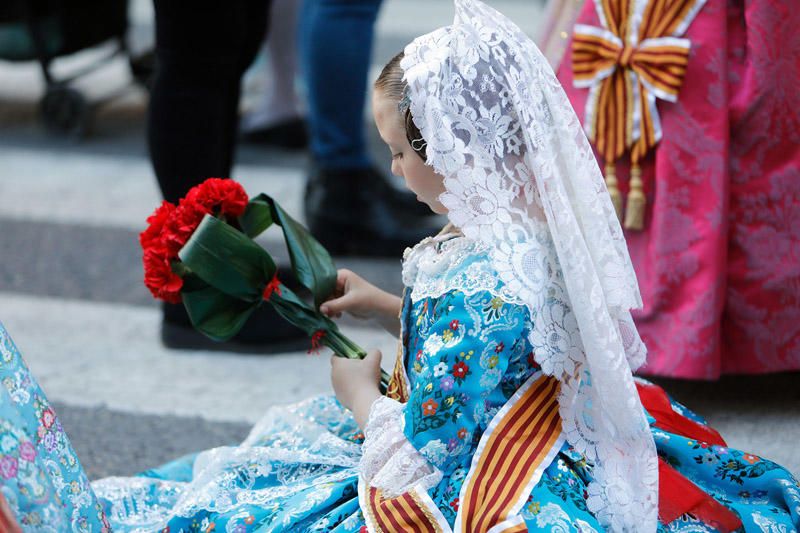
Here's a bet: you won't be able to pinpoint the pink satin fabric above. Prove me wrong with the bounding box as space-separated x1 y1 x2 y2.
556 0 800 378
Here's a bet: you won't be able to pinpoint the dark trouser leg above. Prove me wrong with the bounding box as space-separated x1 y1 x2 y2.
148 0 270 203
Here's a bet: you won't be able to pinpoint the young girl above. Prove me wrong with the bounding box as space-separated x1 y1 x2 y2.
1 1 798 531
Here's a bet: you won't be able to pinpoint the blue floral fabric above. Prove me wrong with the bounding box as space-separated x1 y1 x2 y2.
2 282 800 533
0 323 110 532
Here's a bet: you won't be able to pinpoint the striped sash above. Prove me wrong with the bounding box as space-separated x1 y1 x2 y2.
456 372 564 533
359 478 450 533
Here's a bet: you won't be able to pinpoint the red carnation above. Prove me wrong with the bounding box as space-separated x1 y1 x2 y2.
162 202 206 256
143 250 183 304
140 201 176 252
186 178 248 218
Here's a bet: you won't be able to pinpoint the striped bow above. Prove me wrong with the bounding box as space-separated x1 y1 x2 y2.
571 0 705 229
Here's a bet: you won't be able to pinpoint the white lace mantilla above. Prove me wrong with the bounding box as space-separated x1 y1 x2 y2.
400 1 658 530
360 396 443 498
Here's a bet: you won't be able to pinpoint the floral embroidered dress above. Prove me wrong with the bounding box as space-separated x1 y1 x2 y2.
2 239 800 532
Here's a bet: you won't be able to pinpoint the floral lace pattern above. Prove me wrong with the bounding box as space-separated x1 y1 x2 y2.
400 0 657 529
402 234 524 306
92 395 367 532
359 396 442 498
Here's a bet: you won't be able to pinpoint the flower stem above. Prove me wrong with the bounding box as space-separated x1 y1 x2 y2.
324 329 389 393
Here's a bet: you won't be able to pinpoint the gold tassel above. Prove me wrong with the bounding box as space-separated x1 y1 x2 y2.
605 163 623 222
624 164 646 230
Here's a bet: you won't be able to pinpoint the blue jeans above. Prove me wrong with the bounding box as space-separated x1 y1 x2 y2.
299 0 383 170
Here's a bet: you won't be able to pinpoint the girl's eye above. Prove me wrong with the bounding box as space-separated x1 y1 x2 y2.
392 152 403 160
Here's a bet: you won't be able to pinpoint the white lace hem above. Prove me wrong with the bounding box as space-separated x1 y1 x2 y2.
359 396 443 498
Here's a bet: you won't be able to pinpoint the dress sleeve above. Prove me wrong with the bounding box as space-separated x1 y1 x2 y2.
360 290 532 496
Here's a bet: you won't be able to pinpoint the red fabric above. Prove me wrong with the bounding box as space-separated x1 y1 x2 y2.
635 382 726 446
658 459 743 532
636 382 742 531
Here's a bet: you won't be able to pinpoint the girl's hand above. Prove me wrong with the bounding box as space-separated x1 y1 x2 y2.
321 269 399 323
331 350 383 428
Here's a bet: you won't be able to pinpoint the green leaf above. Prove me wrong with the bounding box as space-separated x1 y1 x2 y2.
179 215 276 301
248 194 337 309
268 284 337 335
181 276 259 341
239 198 274 238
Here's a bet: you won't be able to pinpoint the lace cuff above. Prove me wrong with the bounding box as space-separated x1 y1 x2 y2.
359 396 443 498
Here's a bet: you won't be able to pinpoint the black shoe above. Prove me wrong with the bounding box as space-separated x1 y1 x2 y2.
161 266 311 354
304 165 445 257
239 118 309 150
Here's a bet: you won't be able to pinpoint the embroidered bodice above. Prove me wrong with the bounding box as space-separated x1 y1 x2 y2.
360 235 543 523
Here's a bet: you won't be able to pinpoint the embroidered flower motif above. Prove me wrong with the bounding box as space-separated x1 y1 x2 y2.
433 362 449 377
743 454 760 464
18 441 35 462
422 399 439 416
701 452 718 466
453 361 470 379
450 319 460 330
448 438 459 452
488 355 499 369
495 342 505 353
450 498 460 511
0 455 18 479
40 407 56 429
440 375 455 391
458 428 468 439
442 329 454 343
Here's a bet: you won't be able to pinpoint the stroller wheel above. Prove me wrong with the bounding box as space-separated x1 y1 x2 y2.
40 86 91 138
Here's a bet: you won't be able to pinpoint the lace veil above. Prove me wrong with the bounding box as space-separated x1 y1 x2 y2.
400 1 658 530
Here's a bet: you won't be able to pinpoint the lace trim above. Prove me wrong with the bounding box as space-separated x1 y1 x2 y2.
360 396 443 498
402 235 525 306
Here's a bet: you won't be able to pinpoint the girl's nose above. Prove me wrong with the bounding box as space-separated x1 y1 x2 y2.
390 160 403 178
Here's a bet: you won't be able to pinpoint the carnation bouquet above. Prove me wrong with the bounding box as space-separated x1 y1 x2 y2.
140 178 389 390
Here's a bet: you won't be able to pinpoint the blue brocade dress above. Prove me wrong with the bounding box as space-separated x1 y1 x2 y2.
1 244 799 532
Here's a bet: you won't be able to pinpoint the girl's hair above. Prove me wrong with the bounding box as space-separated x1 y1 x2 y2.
375 52 428 161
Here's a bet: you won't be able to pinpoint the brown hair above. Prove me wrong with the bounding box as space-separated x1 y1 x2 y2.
375 52 428 161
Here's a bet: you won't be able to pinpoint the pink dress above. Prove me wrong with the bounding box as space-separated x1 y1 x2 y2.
555 0 800 378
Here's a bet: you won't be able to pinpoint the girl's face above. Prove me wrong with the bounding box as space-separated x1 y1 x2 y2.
372 88 447 215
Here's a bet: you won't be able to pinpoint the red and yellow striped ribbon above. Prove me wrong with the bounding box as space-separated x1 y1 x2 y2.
365 486 445 533
571 0 703 229
458 374 563 533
